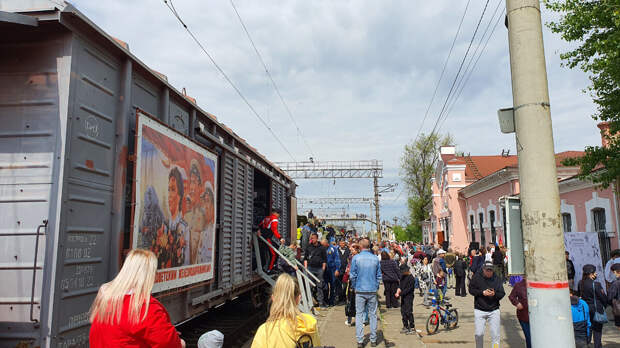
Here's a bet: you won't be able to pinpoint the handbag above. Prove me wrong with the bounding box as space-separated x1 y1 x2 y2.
591 282 608 324
613 298 620 316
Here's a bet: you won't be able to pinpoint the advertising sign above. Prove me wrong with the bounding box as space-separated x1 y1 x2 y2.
133 111 217 292
564 232 605 290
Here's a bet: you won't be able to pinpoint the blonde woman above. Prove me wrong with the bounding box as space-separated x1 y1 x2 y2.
89 249 185 348
251 274 320 348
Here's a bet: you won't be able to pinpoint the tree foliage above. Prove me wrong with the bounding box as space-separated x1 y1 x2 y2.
545 0 620 189
393 224 423 242
401 132 454 227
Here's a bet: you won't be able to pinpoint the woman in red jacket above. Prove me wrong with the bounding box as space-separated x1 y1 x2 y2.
89 249 186 348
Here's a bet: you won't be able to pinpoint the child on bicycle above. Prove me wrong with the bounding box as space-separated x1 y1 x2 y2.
396 264 419 335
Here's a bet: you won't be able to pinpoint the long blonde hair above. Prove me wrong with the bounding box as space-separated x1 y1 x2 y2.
266 274 302 336
89 249 158 325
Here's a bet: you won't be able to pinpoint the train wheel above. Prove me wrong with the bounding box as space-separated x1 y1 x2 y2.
250 287 264 309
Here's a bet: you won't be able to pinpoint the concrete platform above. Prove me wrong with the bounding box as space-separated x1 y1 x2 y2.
316 284 620 348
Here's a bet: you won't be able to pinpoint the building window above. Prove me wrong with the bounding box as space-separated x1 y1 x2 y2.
490 210 496 244
592 208 611 265
479 212 485 246
562 213 572 233
502 207 507 235
470 215 475 242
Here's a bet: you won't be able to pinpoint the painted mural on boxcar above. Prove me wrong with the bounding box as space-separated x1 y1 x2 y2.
132 111 217 292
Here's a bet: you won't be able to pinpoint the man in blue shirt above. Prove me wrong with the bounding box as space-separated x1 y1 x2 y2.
350 238 382 347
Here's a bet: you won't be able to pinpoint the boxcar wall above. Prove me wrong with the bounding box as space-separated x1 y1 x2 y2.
0 4 295 348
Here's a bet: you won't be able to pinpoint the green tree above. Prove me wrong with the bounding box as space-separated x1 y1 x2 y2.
545 0 620 189
401 132 454 229
392 224 422 242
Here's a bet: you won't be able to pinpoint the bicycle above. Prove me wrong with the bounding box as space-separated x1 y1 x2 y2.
425 290 458 335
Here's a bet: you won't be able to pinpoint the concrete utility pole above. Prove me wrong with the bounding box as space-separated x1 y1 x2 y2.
374 176 381 243
505 1 575 347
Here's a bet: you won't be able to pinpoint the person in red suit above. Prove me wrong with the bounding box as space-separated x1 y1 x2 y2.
259 209 281 272
89 249 185 348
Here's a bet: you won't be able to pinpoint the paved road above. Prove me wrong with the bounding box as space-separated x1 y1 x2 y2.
316 282 620 348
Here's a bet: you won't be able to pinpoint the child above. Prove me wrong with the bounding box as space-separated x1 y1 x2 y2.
277 239 298 275
395 264 418 335
570 289 591 348
434 269 446 303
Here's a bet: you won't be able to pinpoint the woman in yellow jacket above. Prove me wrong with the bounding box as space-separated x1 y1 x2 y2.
251 274 321 348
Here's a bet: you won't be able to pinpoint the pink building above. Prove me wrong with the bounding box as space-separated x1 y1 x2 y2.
423 126 619 265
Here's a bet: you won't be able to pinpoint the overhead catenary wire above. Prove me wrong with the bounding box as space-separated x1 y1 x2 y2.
162 0 296 162
412 0 472 143
428 0 492 138
399 0 472 208
438 7 506 133
229 0 316 160
436 0 503 131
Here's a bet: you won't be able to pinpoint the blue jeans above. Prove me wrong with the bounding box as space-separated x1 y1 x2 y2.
355 293 378 343
519 320 531 348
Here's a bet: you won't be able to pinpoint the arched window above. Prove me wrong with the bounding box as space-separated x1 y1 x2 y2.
479 212 485 246
470 215 475 242
490 210 496 244
592 208 611 265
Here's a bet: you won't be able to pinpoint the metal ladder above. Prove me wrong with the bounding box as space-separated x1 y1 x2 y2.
252 234 320 313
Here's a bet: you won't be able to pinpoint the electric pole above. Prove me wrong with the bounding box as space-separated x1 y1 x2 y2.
374 176 381 243
505 1 574 346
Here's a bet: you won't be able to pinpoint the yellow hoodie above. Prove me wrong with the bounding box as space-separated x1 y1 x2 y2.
251 313 320 348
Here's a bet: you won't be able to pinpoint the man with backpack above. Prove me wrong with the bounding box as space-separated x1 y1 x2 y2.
258 209 280 273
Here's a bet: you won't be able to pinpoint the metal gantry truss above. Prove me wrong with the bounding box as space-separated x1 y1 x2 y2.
277 160 390 242
298 197 373 205
275 160 383 179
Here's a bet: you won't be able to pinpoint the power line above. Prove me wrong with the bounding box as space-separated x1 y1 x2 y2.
163 0 296 161
438 8 505 132
436 0 503 131
429 0 492 138
412 0 472 143
229 0 316 160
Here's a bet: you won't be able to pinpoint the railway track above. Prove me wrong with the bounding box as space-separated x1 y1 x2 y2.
178 295 268 348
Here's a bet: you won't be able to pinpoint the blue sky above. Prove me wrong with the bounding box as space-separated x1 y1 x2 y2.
68 0 601 226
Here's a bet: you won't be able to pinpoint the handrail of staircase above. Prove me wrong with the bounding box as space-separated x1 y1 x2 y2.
255 234 316 287
293 258 321 283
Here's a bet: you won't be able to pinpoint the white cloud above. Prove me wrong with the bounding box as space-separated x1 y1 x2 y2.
69 0 600 222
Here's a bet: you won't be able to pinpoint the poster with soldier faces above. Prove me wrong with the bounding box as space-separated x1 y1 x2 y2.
133 111 217 292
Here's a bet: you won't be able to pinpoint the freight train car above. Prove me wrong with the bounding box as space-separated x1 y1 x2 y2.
0 2 296 347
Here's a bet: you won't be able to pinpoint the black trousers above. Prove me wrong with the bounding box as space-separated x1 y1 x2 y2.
401 295 414 329
384 281 399 308
588 311 603 348
455 275 466 296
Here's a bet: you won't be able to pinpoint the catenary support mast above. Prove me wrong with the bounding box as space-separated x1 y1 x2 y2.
505 0 575 346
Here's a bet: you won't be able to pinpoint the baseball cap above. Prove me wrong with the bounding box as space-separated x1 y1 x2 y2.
482 261 494 270
437 249 446 255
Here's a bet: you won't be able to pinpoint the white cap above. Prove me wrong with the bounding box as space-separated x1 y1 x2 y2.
437 249 446 255
198 330 224 348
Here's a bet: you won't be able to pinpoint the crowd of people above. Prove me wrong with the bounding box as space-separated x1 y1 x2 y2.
85 212 620 348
